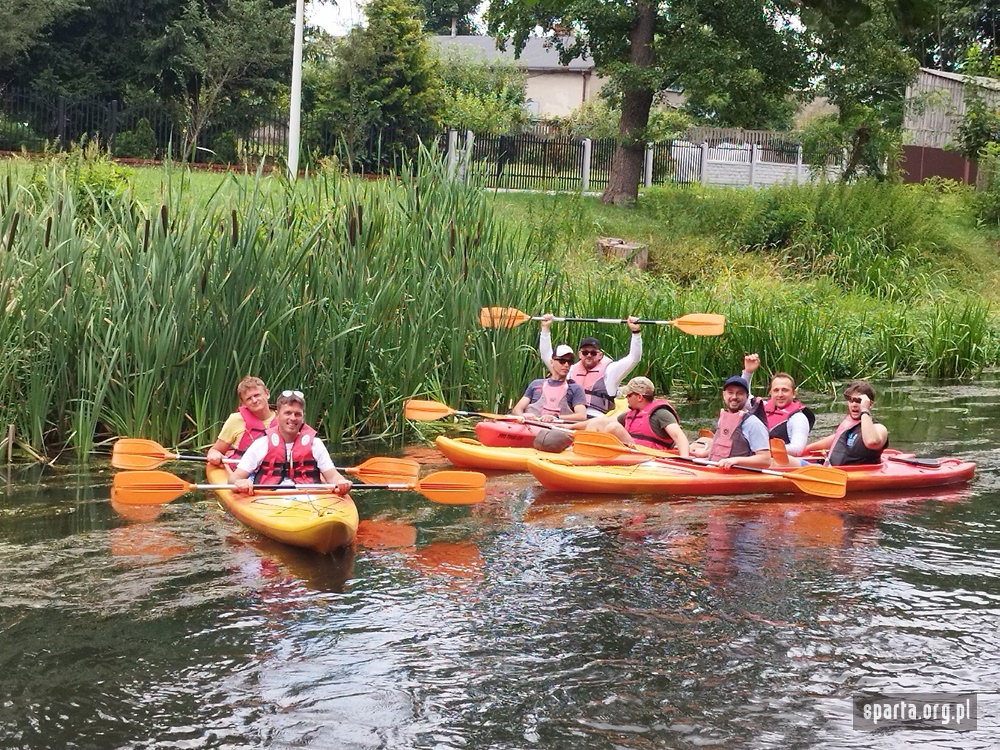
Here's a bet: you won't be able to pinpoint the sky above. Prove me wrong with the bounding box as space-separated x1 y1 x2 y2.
307 0 365 36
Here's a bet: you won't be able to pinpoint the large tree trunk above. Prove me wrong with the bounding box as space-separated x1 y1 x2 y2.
601 0 657 206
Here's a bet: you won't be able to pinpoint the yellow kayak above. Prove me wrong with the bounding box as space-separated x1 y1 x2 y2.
206 465 359 554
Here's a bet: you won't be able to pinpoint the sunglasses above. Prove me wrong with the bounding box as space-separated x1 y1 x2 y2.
281 390 305 399
554 357 575 365
846 396 862 404
579 349 601 356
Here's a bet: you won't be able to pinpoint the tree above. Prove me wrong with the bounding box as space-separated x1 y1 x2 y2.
487 0 809 204
803 0 919 180
906 0 1000 71
0 0 81 71
318 0 441 171
415 0 482 35
145 0 291 160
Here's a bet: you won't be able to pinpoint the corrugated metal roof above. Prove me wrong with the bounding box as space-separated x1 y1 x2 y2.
918 67 1000 92
432 35 595 72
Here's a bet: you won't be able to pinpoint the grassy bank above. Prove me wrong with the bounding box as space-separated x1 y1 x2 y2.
0 151 996 461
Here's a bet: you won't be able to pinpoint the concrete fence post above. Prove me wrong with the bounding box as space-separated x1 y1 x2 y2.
644 143 654 188
749 143 758 187
700 142 709 186
581 138 592 193
796 144 803 184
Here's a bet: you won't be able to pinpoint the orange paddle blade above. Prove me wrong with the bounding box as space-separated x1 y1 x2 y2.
699 428 715 439
414 470 486 505
669 313 726 336
769 437 791 465
571 431 671 459
112 438 178 469
781 465 847 498
404 399 458 421
479 306 533 328
112 470 194 505
347 457 421 484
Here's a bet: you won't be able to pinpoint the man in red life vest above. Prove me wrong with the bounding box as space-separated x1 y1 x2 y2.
804 380 888 465
538 313 642 417
689 375 771 469
231 390 352 495
741 353 815 457
207 376 276 475
510 344 588 423
567 376 689 456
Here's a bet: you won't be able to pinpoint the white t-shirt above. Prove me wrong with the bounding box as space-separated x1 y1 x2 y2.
236 433 335 485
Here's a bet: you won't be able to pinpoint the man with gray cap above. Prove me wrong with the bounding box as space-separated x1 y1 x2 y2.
537 313 642 417
567 376 689 456
689 375 771 469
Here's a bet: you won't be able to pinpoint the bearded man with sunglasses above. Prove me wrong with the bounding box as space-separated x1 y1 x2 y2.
804 381 888 465
231 390 352 495
537 313 642 418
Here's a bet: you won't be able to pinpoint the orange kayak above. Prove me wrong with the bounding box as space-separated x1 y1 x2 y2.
527 455 976 496
436 435 649 471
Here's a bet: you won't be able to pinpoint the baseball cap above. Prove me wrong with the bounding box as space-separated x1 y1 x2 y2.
620 376 655 397
553 344 575 360
723 375 750 393
579 336 601 350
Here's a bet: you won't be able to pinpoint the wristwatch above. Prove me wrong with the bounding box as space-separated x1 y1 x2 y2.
860 410 872 417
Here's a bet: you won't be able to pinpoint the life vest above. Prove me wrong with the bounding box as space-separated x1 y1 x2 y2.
255 423 321 485
229 405 269 458
525 378 573 417
709 410 754 461
569 356 614 413
623 399 680 450
827 417 887 466
762 399 815 443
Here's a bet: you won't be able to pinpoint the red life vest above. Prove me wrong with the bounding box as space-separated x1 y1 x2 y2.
525 379 571 417
255 423 321 485
761 399 816 443
709 410 753 461
230 405 269 458
569 356 613 413
623 398 679 450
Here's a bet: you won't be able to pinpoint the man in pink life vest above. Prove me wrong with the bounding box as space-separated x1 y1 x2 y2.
207 376 276 477
510 343 588 423
231 390 352 495
804 380 888 465
566 376 689 456
537 313 642 418
689 375 771 469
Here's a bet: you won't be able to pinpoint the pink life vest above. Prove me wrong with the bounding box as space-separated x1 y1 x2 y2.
231 405 269 458
709 410 753 461
569 356 613 413
762 399 805 432
525 379 571 417
255 423 321 485
623 398 679 450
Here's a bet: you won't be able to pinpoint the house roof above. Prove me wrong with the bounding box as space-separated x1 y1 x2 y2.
432 35 595 73
919 67 1000 92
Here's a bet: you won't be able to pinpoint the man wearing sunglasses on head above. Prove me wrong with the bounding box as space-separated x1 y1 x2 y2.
537 313 642 418
510 344 588 423
231 390 352 495
804 380 888 465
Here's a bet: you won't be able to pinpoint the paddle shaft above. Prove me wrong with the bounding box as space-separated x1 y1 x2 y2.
531 315 700 326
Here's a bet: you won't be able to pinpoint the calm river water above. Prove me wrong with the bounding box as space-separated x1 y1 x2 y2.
3 376 1000 749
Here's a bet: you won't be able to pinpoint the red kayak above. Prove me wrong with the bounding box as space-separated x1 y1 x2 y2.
475 419 543 448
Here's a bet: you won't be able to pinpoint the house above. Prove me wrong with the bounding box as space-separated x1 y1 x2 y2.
901 67 1000 184
432 36 606 118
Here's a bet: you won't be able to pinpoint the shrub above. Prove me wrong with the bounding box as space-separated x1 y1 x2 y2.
211 131 239 165
0 115 45 152
114 118 157 159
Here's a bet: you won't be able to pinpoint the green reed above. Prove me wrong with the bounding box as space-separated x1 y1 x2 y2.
0 152 997 462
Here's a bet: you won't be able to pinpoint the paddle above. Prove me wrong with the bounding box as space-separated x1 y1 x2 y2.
794 442 943 469
478 307 726 336
111 469 486 506
571 431 847 498
111 438 420 483
403 399 569 430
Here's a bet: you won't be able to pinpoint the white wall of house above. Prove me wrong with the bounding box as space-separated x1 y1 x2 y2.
525 72 607 117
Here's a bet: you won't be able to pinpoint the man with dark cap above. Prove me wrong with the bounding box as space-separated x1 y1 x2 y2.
689 375 771 469
537 313 642 418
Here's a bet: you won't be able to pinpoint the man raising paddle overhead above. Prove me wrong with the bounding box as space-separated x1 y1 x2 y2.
538 312 642 418
232 390 352 495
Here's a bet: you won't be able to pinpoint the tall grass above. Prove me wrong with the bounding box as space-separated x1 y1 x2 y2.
0 153 996 462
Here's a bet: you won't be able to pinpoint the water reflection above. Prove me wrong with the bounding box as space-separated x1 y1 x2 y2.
3 378 1000 748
